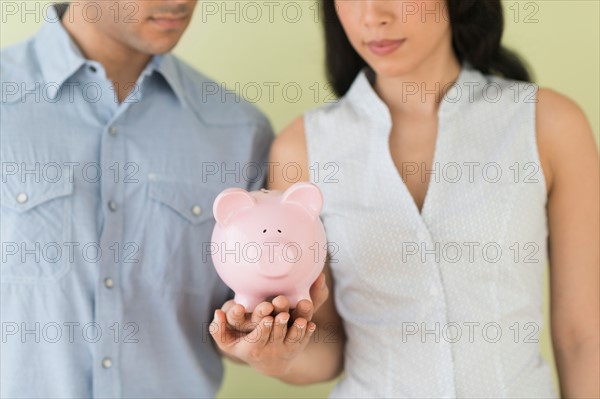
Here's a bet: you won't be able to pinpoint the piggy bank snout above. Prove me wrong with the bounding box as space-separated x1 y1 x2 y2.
256 236 299 278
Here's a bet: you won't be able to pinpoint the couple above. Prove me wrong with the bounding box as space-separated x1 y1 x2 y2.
1 0 597 398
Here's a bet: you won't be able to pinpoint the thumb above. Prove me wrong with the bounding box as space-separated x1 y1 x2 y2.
210 309 229 347
309 273 329 312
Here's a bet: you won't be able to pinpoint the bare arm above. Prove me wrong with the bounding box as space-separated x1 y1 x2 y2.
537 88 600 398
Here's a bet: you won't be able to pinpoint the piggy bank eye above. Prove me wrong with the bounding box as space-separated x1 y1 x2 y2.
262 229 267 233
277 229 282 233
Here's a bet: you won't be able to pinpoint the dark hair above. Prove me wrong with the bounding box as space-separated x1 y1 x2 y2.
322 0 533 97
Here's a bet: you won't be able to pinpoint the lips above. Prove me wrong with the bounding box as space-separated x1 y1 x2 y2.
366 38 407 56
149 15 188 30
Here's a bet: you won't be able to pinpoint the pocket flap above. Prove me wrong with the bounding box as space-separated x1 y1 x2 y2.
147 174 216 225
1 175 73 213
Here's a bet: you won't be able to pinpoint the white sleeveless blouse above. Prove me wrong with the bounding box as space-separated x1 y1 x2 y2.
304 62 558 398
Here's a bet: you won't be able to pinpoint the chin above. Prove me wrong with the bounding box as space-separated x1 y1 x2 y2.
365 58 418 80
149 44 178 55
138 40 180 55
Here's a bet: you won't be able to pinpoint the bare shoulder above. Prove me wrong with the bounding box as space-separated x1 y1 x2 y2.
270 115 307 163
535 87 597 194
268 116 309 190
536 88 591 133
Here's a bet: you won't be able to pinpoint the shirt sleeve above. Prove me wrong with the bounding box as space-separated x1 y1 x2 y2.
226 287 235 301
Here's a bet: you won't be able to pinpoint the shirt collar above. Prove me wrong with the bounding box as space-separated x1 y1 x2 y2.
345 60 486 129
34 3 86 95
34 3 187 106
152 53 188 108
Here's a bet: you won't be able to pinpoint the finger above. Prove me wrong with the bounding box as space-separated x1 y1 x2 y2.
297 321 317 348
284 317 308 346
220 299 237 314
291 299 314 324
291 274 328 322
225 303 249 332
309 273 329 313
271 295 290 315
271 312 290 343
249 301 275 326
247 316 274 348
210 309 231 348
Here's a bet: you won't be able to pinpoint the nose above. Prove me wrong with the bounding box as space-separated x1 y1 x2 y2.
361 0 393 28
163 0 195 12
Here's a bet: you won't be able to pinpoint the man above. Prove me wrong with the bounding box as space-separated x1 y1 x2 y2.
1 1 274 397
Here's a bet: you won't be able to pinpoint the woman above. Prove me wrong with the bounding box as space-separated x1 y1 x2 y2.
212 1 599 397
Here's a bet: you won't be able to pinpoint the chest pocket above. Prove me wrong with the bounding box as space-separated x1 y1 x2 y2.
140 174 223 295
1 175 74 284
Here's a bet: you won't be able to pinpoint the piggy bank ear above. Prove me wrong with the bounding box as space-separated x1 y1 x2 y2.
280 182 323 219
213 188 256 226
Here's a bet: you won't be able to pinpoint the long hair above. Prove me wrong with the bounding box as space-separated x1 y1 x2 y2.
322 0 533 97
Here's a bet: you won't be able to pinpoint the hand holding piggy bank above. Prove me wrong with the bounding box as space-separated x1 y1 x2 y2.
210 182 327 312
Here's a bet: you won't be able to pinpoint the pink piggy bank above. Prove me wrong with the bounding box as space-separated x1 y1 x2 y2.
210 182 327 312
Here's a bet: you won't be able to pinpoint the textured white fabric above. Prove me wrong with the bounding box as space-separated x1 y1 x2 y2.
304 62 558 398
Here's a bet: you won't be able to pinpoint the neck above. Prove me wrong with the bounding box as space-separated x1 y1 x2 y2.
61 6 151 102
373 48 462 117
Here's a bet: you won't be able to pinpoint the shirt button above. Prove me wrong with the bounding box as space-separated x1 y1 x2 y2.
102 357 112 369
104 277 114 289
191 205 202 217
108 126 118 136
16 192 28 204
108 201 117 212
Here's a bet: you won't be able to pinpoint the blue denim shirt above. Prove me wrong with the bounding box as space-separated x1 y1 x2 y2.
0 4 274 398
